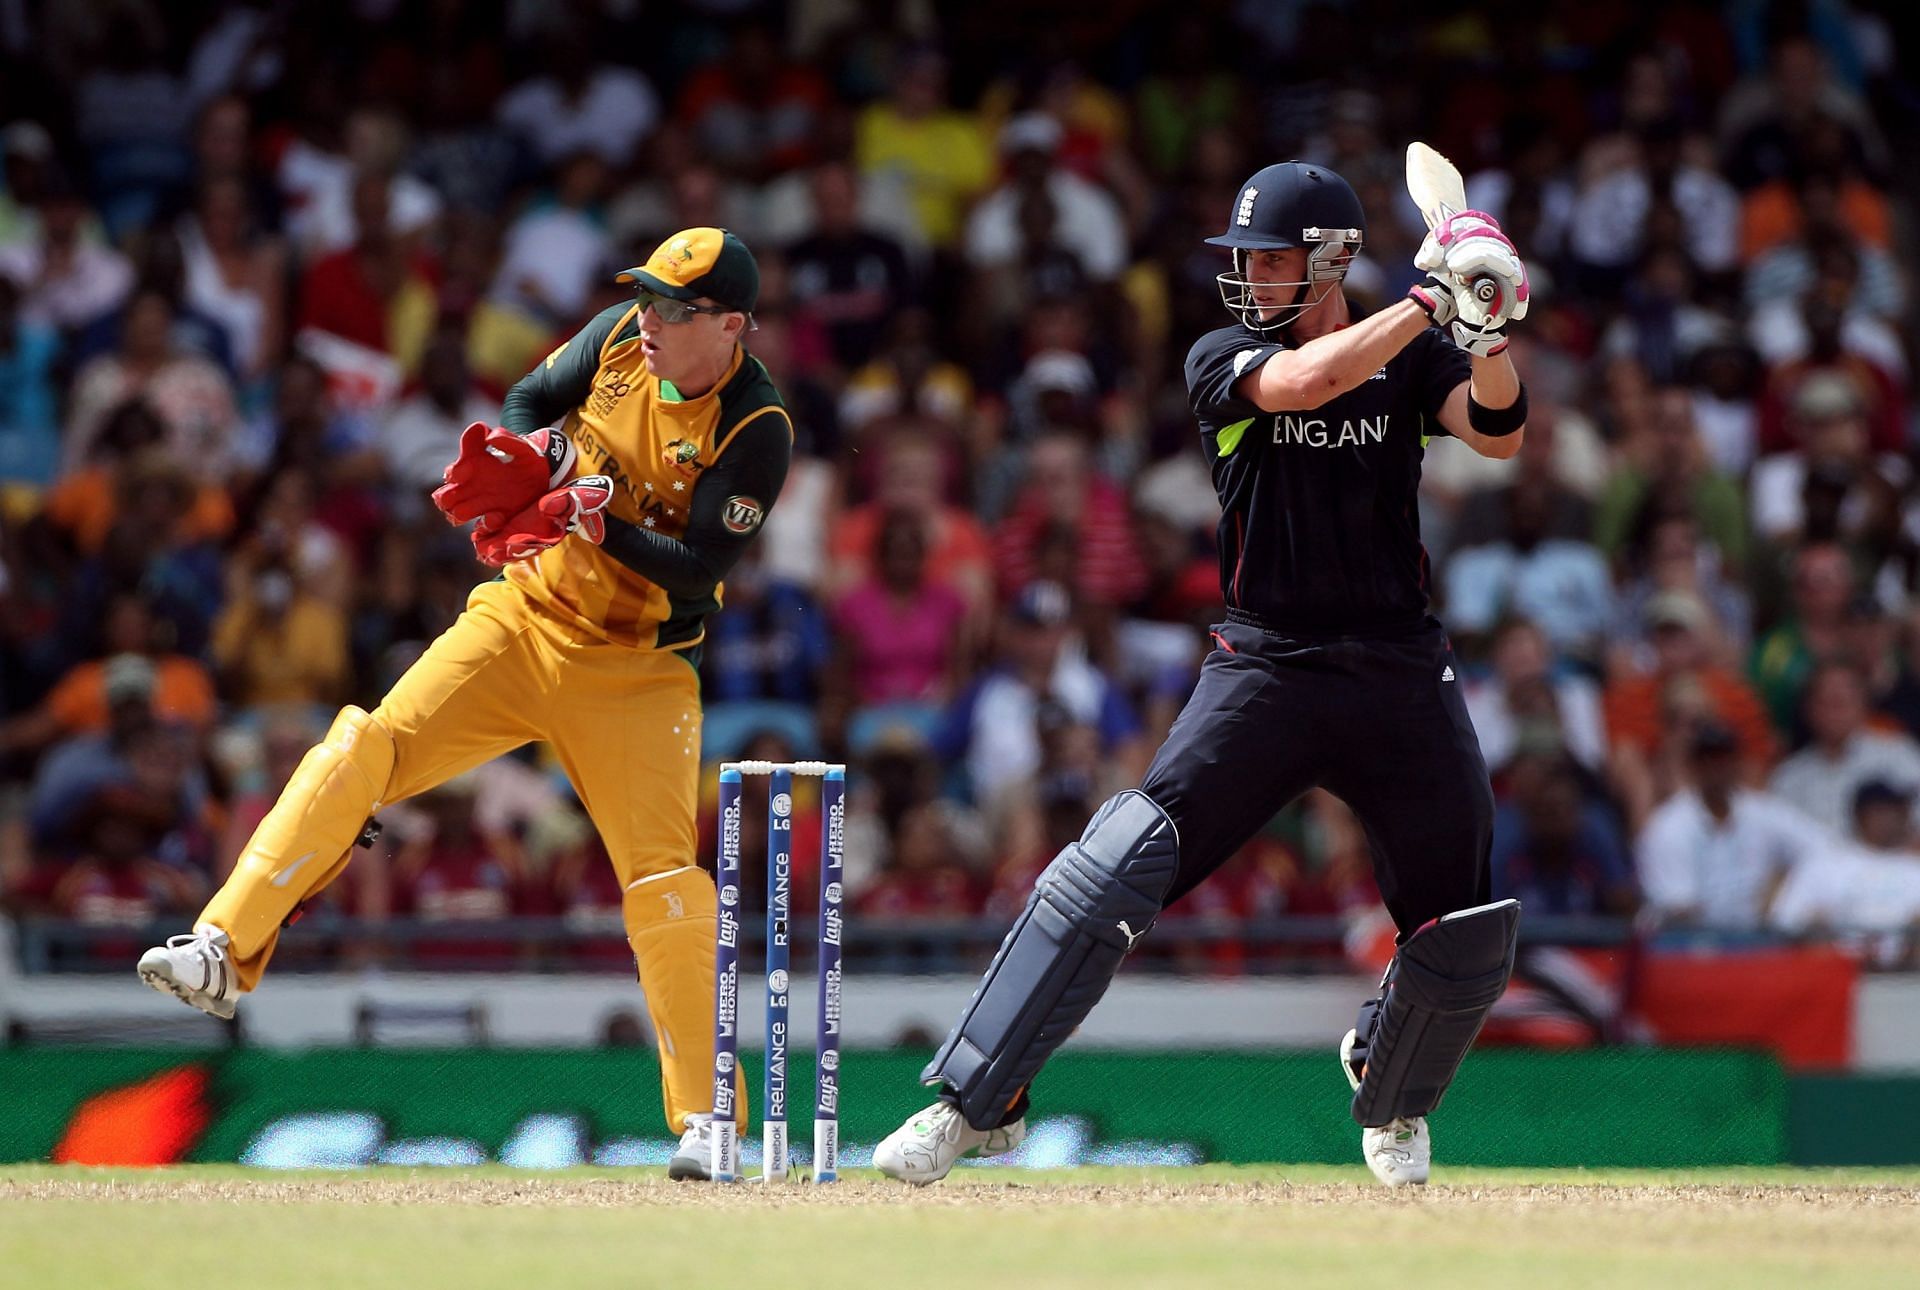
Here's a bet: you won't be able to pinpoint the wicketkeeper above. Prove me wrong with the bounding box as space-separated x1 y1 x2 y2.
139 228 791 1179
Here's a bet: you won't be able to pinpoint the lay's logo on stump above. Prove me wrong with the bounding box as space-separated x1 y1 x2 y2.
721 496 764 533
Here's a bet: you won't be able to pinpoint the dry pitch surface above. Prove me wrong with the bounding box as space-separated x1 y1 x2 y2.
4 1165 1918 1289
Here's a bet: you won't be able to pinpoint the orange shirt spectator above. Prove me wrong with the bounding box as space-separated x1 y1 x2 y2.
1740 180 1890 263
1605 666 1777 765
43 655 217 734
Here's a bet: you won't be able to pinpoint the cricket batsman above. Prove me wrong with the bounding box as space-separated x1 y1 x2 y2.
138 228 790 1180
874 163 1530 1187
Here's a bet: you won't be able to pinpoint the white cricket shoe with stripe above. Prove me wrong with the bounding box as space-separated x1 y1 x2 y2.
136 925 237 1020
1341 1027 1430 1187
874 1100 1026 1185
668 1113 715 1181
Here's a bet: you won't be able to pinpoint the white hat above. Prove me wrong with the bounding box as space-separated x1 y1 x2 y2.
999 112 1064 156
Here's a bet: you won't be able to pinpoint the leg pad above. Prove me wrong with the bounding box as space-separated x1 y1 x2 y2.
924 790 1179 1128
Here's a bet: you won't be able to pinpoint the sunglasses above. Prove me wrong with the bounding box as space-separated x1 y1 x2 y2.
636 290 737 324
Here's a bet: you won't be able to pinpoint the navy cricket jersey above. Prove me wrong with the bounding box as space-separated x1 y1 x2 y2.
1185 314 1470 635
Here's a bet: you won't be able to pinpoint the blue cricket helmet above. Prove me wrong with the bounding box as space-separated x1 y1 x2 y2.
1207 162 1367 332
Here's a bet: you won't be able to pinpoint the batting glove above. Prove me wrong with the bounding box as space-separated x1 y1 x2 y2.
1430 210 1529 330
432 424 578 526
1407 275 1460 327
472 474 614 567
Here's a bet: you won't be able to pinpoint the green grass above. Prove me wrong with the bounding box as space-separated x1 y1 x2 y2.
5 1164 1918 1289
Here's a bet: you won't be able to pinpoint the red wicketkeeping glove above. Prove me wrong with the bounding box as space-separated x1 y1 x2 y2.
472 475 615 567
431 423 578 526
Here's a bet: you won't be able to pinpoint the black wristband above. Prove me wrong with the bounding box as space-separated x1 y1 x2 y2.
1466 383 1528 437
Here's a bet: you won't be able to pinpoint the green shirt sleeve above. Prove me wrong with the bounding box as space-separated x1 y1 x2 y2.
598 411 793 597
499 303 630 433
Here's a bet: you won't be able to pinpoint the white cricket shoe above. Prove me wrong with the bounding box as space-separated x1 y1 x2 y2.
136 925 237 1020
668 1113 715 1181
874 1100 1026 1185
1341 1027 1430 1187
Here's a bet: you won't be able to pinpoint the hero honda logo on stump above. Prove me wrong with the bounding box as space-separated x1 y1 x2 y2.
710 760 847 1184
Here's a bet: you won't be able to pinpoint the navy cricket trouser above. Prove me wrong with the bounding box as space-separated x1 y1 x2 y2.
1140 616 1494 934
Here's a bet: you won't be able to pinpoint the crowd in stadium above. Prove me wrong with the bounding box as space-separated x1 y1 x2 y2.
1 0 1916 969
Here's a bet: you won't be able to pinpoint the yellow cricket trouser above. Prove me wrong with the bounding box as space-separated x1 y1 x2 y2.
198 579 736 1132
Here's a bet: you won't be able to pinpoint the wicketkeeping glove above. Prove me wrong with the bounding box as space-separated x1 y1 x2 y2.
431 423 579 526
471 474 614 567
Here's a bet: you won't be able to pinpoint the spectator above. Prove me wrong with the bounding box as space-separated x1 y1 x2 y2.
940 580 1143 816
1739 114 1891 264
836 308 973 442
1594 383 1748 575
784 161 914 371
991 432 1145 611
1464 618 1609 775
1636 722 1831 931
296 172 439 384
495 35 660 170
1490 754 1638 917
279 107 443 259
1769 780 1920 942
1568 119 1740 284
7 805 204 931
0 272 60 486
1754 296 1904 458
63 289 240 481
68 9 191 236
1610 513 1752 670
831 511 973 709
1597 245 1737 385
210 549 351 710
964 112 1128 287
0 121 59 251
675 21 832 178
485 151 613 333
1751 542 1857 735
1747 233 1906 376
0 169 134 332
388 777 527 965
699 541 830 707
825 433 992 618
1769 662 1920 841
854 47 993 250
380 329 497 502
1604 590 1777 828
0 592 215 757
1749 372 1902 560
1133 15 1241 179
26 655 209 861
856 801 982 919
1719 34 1884 192
176 174 285 383
54 447 229 655
1443 472 1614 662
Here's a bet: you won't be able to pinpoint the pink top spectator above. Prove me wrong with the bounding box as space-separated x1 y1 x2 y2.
834 578 970 706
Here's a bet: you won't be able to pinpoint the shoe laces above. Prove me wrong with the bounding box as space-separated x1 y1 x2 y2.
1374 1118 1419 1160
167 928 228 965
915 1105 965 1144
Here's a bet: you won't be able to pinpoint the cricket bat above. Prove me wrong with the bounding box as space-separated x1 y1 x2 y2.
1405 142 1497 307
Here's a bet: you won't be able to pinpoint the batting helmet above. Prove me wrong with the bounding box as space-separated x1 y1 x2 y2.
1206 162 1366 333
